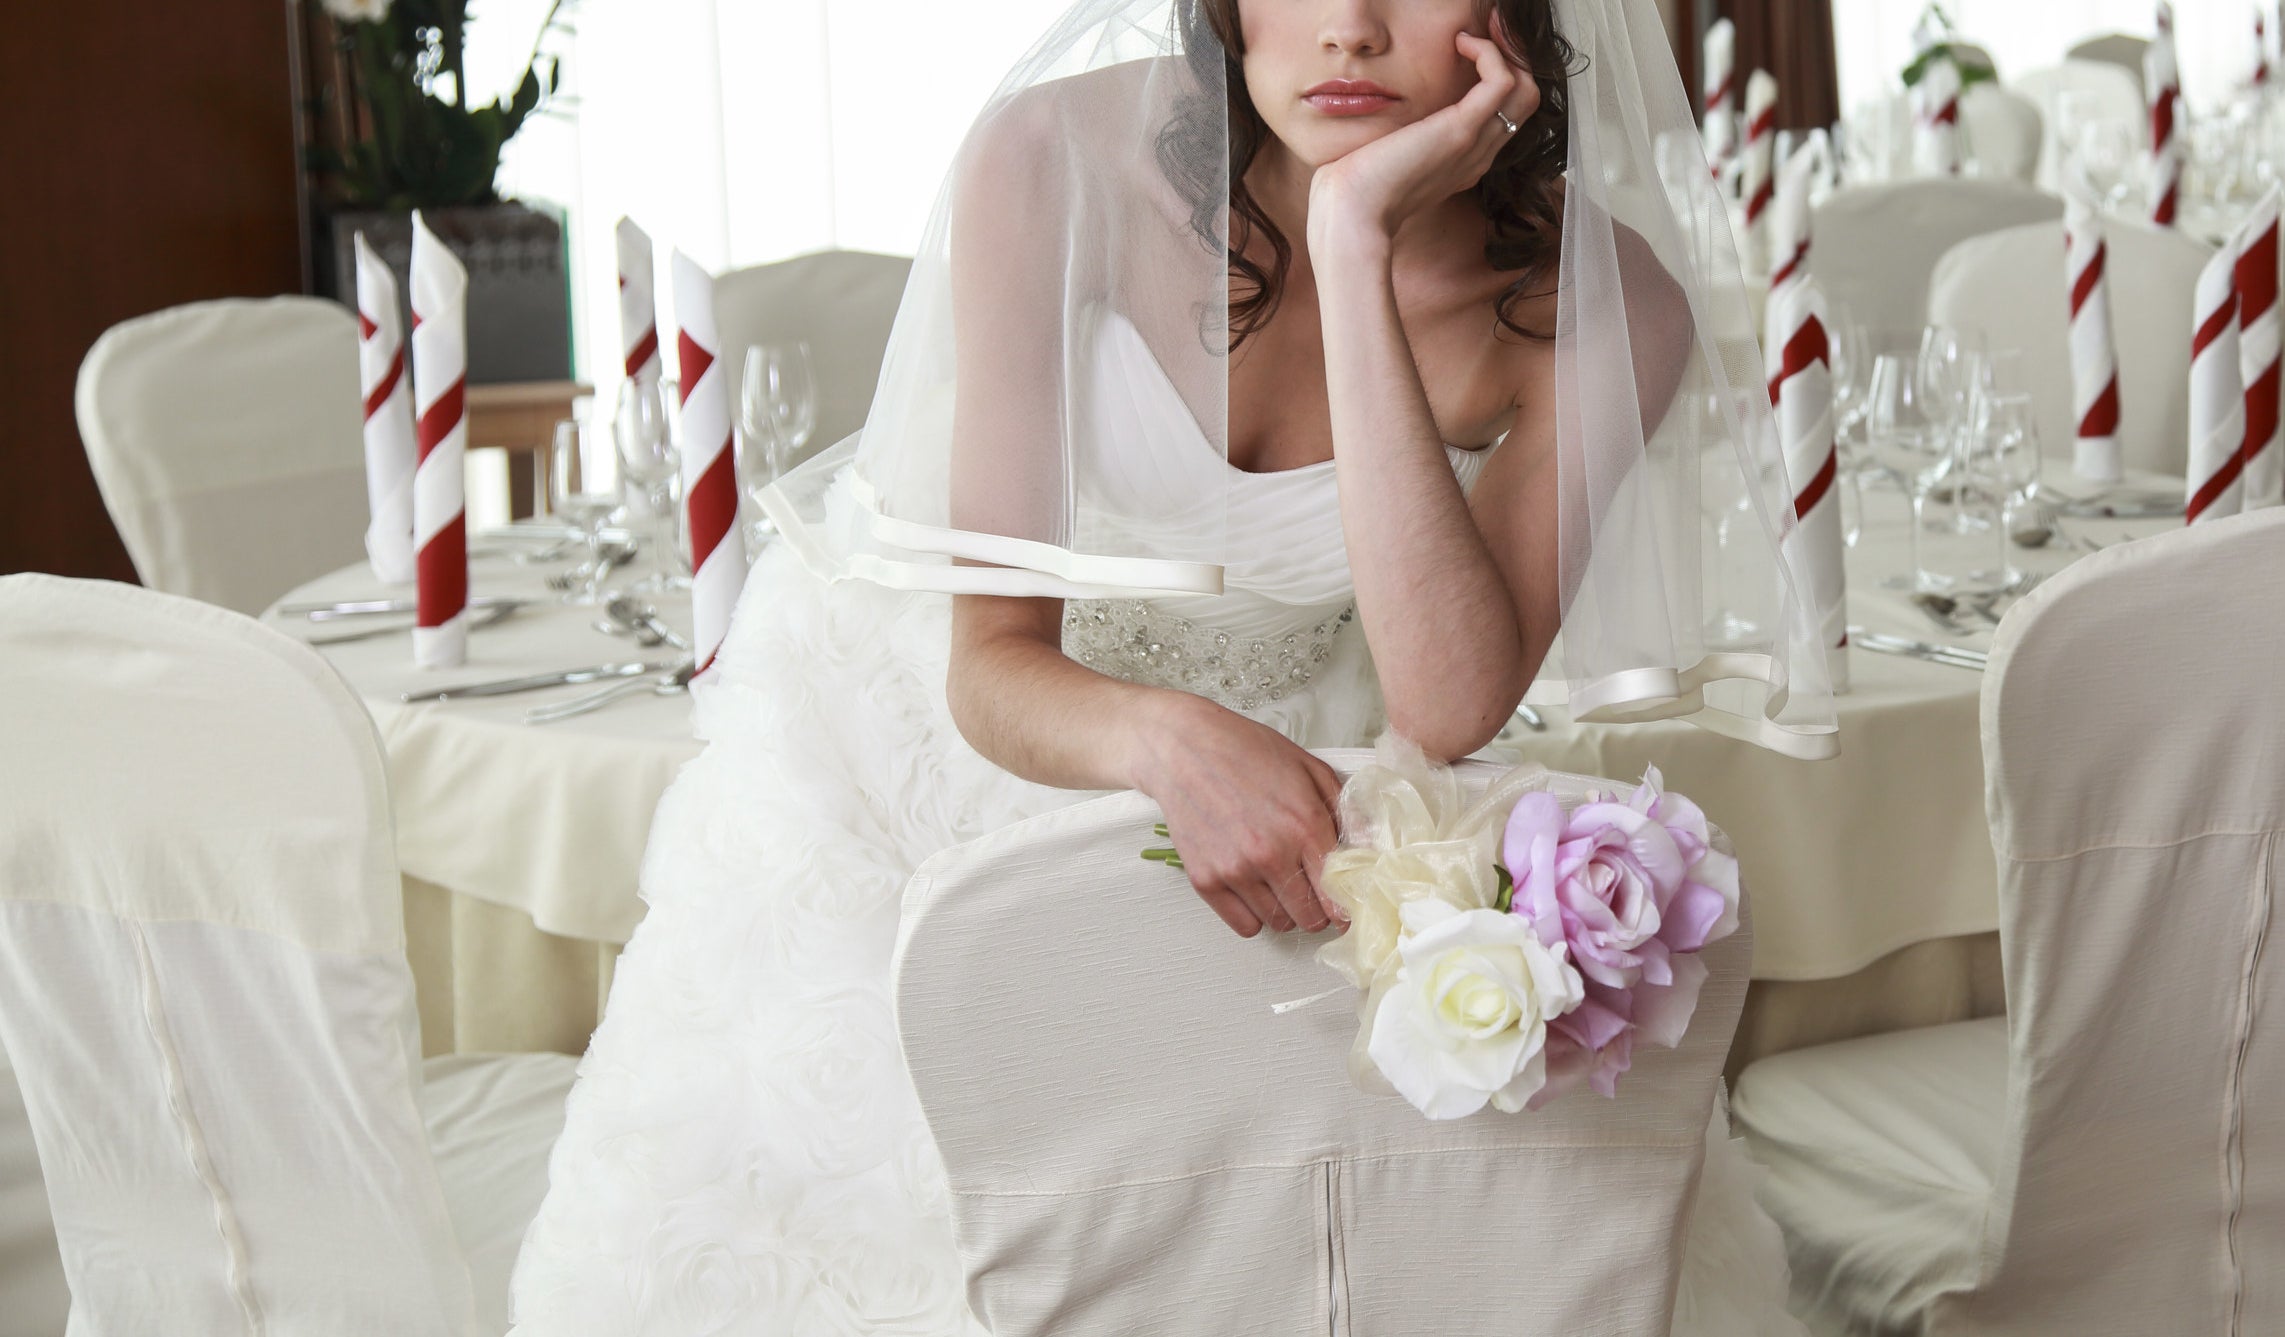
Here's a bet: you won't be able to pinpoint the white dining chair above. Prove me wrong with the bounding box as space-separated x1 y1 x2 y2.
2012 61 2147 192
1928 216 2211 477
713 249 912 468
1733 506 2285 1335
1808 179 2063 347
1959 84 2044 185
2065 34 2152 100
0 574 578 1335
75 297 371 616
896 756 1755 1335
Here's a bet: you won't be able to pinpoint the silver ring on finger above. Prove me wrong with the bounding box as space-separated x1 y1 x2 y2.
1494 110 1519 135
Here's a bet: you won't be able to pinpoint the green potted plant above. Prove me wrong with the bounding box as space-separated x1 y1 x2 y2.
305 0 579 384
1901 4 1999 92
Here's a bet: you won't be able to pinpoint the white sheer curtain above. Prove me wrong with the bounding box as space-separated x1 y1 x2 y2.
465 0 1069 405
1835 0 2258 119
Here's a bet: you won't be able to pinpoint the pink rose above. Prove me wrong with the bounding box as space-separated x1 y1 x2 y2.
1499 769 1739 1104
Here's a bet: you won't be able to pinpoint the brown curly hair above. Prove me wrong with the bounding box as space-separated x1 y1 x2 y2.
1161 0 1579 347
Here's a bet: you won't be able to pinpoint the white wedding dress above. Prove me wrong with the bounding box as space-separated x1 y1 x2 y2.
509 315 1806 1336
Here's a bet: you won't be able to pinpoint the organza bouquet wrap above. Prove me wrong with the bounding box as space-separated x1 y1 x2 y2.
1316 738 1740 1121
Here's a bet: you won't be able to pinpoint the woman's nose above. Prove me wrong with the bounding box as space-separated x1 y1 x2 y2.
1318 0 1390 57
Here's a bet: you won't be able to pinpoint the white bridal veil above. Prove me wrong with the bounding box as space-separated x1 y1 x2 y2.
763 0 1838 759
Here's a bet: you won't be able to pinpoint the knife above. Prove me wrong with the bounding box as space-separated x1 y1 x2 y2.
399 660 677 703
285 594 526 621
1847 627 1989 671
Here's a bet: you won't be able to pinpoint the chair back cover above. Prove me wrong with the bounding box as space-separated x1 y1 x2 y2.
1962 508 2285 1332
0 575 477 1335
2012 61 2147 192
895 752 1750 1336
2063 33 2152 98
1808 178 2062 345
712 249 913 470
1929 217 2210 476
1958 85 2044 184
74 298 368 615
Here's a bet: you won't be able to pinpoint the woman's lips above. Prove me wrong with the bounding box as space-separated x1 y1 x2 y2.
1303 80 1401 117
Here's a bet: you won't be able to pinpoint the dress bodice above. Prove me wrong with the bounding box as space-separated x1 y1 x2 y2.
1061 312 1492 734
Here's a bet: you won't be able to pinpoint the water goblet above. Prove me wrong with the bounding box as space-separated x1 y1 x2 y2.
550 417 625 605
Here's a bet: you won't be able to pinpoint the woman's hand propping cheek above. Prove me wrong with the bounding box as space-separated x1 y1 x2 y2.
1305 19 1541 256
1130 692 1349 938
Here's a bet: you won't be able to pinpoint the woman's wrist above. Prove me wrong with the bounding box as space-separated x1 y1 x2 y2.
1305 175 1397 273
1117 687 1215 798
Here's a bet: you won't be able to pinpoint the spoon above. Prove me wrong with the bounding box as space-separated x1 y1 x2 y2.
524 661 696 724
605 595 692 651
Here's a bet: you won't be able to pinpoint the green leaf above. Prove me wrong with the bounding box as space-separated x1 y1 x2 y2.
1494 864 1515 914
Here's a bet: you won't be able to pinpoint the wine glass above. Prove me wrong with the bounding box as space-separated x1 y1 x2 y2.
550 416 625 605
2074 120 2139 211
1865 352 1951 591
615 376 682 592
746 342 819 466
1971 390 2042 593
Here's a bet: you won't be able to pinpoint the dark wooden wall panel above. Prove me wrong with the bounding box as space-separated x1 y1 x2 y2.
0 3 302 581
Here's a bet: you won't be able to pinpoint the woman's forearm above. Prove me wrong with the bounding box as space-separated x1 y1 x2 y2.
1312 223 1528 758
945 595 1206 794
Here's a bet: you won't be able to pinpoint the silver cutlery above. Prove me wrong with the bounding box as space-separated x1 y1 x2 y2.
1512 701 1547 732
2053 492 2182 520
524 661 697 724
604 595 692 652
286 594 525 621
399 660 677 704
306 601 519 648
1847 626 1989 671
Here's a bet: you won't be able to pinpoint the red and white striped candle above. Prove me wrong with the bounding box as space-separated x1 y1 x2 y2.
1914 56 1963 176
409 212 470 669
2147 16 2183 228
2239 187 2284 508
1768 280 1849 692
672 250 744 678
2189 242 2248 522
1702 19 1737 175
2066 193 2125 482
616 218 661 389
1741 71 1780 267
353 233 418 586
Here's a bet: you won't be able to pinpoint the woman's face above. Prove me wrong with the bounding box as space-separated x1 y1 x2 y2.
1238 0 1493 169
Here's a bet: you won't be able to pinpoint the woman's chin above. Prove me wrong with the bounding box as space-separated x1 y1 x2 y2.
1279 121 1400 169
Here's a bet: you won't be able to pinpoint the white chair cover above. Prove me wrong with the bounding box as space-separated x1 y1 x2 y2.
1958 85 2044 184
2065 33 2152 99
0 1055 68 1335
2012 61 2147 192
74 298 369 616
895 753 1751 1336
1929 217 2211 476
1734 507 2285 1334
1808 179 2062 344
712 249 912 469
0 575 575 1335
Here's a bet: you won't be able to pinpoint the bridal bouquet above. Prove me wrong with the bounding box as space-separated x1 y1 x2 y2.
1313 738 1739 1121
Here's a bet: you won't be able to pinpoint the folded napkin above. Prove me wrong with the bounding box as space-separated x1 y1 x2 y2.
1769 280 1849 692
2065 184 2125 483
353 234 417 585
409 212 470 669
617 218 661 388
1765 135 1828 359
2147 12 2182 227
2189 235 2247 523
1740 71 1779 270
1913 55 1962 177
2237 186 2283 508
1702 19 1737 176
672 251 744 678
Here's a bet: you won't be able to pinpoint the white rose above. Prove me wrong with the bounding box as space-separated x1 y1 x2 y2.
320 0 392 23
1366 900 1584 1120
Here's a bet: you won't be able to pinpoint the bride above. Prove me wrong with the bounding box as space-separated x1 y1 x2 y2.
511 0 1833 1331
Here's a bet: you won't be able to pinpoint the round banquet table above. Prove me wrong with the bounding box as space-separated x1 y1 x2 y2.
266 466 2188 1066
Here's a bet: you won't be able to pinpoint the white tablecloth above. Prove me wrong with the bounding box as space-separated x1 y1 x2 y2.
268 471 2184 1055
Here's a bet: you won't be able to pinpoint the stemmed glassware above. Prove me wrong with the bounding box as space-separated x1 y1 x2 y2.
550 415 625 605
736 343 820 552
1964 388 2043 595
1865 352 1952 592
615 376 682 592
